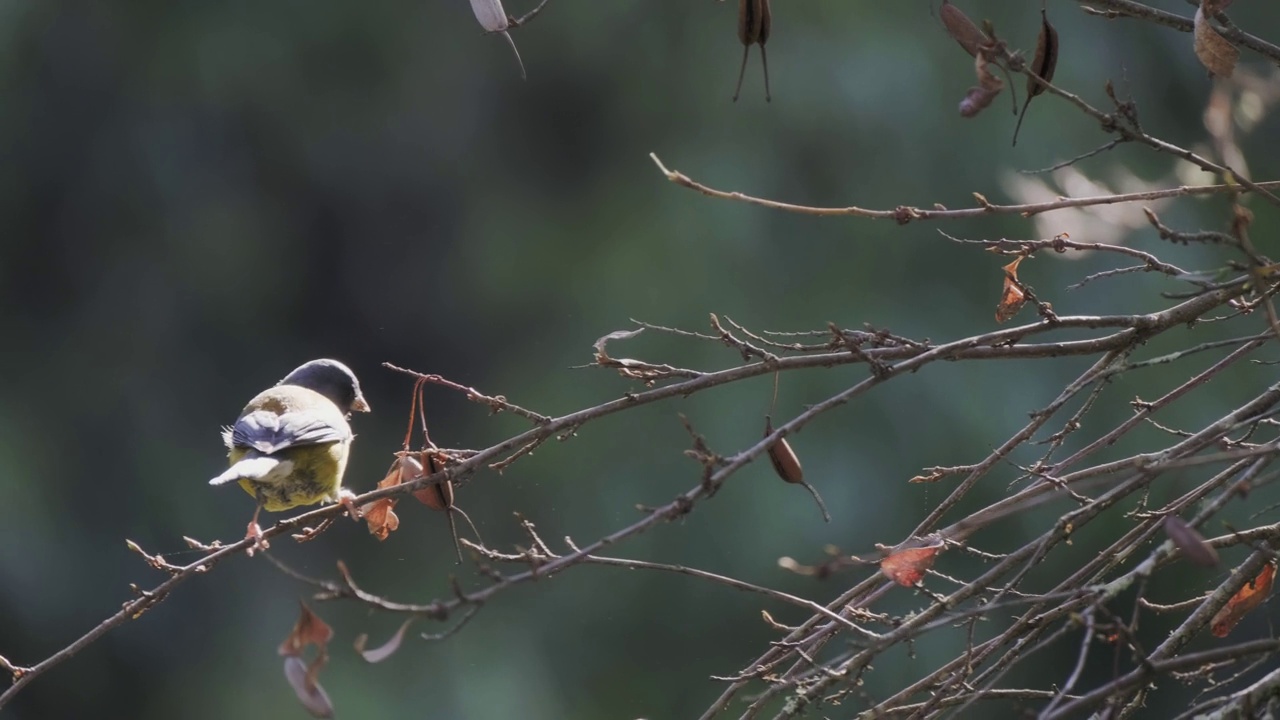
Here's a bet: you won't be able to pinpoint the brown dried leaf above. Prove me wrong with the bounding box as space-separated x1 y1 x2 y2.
1013 9 1059 145
1194 5 1238 78
878 535 945 587
959 51 1004 118
279 602 334 658
353 618 416 664
995 256 1027 323
1211 562 1275 637
593 328 645 364
283 656 334 718
939 0 990 59
1162 515 1219 567
363 456 415 541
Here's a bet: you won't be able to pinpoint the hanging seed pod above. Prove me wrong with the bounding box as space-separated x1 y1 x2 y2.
1162 515 1219 567
1012 8 1059 145
765 417 830 522
939 0 990 59
734 0 772 102
409 451 463 564
468 0 527 80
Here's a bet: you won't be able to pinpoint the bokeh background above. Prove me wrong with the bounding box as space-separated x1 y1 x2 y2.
2 2 1279 718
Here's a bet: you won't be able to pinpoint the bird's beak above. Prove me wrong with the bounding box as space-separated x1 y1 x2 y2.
352 394 371 413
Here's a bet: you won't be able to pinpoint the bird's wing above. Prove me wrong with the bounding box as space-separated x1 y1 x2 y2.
228 410 349 454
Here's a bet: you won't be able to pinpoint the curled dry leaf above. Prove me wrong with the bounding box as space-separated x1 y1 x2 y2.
1162 515 1219 567
468 0 527 79
363 456 417 541
764 416 830 522
939 0 989 59
279 603 334 717
734 0 773 101
1210 561 1276 637
283 656 334 719
279 602 334 658
592 328 645 364
878 534 945 587
1012 8 1059 145
1193 2 1238 78
995 256 1027 323
959 51 1004 118
354 618 417 664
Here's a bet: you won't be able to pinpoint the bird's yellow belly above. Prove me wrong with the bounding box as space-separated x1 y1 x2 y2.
228 441 349 512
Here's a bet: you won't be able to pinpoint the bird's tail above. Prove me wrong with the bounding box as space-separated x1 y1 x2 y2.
210 456 283 486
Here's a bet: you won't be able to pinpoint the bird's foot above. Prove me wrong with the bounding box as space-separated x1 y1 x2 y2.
339 488 362 521
244 520 270 557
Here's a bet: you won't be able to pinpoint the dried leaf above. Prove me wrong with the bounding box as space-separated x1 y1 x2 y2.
1013 9 1059 145
878 535 945 587
354 618 416 664
1193 4 1238 78
1210 562 1275 637
363 456 416 541
283 656 334 718
959 51 1004 118
593 328 645 364
995 256 1027 323
1163 515 1219 567
279 602 333 658
467 0 526 79
734 0 773 101
939 0 990 59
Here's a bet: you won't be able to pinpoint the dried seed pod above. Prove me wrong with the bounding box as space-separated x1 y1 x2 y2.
411 451 453 510
1162 515 1219 567
468 0 527 80
940 0 989 59
765 417 830 522
734 0 772 102
410 451 468 564
1012 8 1059 145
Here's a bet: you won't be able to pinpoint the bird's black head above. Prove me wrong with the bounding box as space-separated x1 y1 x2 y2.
277 359 371 414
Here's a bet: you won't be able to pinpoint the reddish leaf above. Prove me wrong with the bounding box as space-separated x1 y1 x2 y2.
878 535 945 587
995 256 1027 323
364 456 417 541
1211 562 1275 637
278 602 333 658
354 618 416 664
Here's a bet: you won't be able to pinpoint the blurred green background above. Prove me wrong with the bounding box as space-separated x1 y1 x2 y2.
2 1 1279 718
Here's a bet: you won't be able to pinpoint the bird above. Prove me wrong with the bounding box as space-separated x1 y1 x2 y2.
210 358 371 548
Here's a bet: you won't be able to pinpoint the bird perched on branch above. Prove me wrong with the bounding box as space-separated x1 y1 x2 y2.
210 358 371 548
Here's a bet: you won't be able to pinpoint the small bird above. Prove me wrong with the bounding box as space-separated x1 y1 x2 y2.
210 359 371 548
